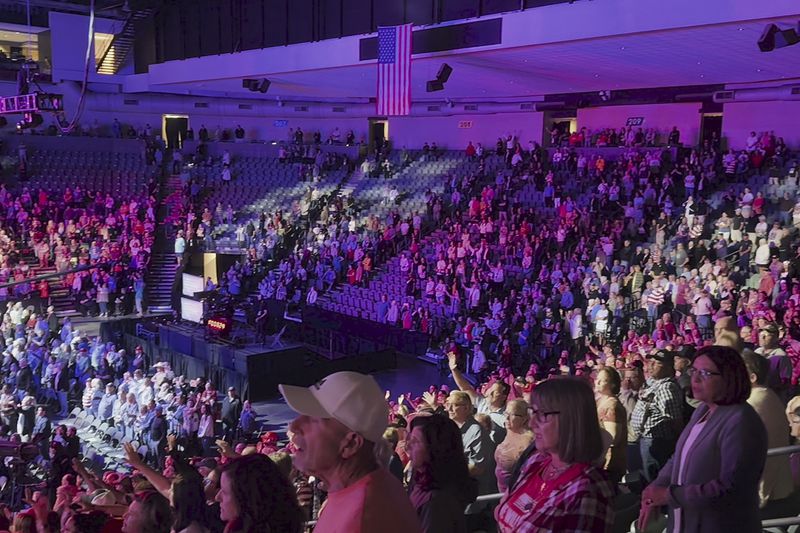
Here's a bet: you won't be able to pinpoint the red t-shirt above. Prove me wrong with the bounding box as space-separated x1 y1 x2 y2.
314 468 421 533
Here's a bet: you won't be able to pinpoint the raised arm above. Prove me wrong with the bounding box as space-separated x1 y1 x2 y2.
448 353 479 403
123 442 171 498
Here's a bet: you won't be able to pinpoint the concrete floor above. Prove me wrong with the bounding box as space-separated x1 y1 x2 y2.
251 354 450 437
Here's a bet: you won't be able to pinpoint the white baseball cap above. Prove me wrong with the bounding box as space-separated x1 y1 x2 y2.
279 371 388 443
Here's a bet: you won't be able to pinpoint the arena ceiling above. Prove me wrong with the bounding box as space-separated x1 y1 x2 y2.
151 17 800 102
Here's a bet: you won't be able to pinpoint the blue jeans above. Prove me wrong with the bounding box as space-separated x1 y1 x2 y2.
639 436 677 483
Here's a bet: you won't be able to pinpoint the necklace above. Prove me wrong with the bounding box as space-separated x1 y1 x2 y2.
537 460 572 493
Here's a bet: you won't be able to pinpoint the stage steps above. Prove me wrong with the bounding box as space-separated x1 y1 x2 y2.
145 173 184 312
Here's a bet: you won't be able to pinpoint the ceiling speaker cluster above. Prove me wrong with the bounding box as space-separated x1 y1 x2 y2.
242 78 271 93
426 63 452 93
758 22 800 52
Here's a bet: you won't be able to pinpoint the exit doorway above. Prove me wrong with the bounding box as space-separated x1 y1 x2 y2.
162 114 189 149
368 118 389 154
700 113 723 149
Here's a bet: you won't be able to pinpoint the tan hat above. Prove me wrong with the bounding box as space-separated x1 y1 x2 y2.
279 371 388 442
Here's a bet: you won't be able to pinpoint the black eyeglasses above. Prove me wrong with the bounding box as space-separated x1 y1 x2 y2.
527 408 560 423
687 367 721 380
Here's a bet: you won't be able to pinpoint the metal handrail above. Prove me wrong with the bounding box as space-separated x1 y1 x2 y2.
470 444 800 505
767 444 800 457
96 13 134 70
763 517 800 528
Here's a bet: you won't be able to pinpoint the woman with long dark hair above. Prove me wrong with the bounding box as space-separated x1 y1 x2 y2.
171 470 211 533
122 491 172 533
406 413 477 533
215 454 303 533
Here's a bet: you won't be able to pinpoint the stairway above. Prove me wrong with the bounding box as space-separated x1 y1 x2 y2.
145 174 183 313
18 255 81 318
145 253 178 312
96 9 153 75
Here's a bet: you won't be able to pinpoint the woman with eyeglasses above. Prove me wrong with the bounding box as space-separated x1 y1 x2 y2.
638 345 768 533
494 399 533 493
495 377 615 532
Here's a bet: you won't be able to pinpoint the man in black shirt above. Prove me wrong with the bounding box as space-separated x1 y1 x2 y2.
221 387 243 442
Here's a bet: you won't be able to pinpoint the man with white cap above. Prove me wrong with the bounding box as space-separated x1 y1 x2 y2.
280 371 421 533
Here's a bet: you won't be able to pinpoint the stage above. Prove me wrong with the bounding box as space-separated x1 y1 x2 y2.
106 316 398 402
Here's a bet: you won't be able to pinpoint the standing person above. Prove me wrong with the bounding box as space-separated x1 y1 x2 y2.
595 366 627 482
494 399 534 493
216 454 303 533
221 387 242 442
741 350 795 513
620 364 645 472
449 353 508 445
280 371 422 533
175 230 186 266
96 282 109 318
121 490 172 533
406 414 478 533
755 322 793 402
134 274 146 316
445 390 495 525
197 403 215 456
639 345 768 533
148 405 168 468
495 377 615 532
630 350 684 483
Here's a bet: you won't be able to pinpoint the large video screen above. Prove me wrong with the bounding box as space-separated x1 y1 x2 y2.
181 297 204 323
182 273 204 297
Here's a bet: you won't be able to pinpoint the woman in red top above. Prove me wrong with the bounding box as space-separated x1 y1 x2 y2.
495 377 615 533
38 280 49 307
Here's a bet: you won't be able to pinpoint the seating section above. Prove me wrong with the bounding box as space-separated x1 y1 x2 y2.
192 156 345 241
27 149 150 196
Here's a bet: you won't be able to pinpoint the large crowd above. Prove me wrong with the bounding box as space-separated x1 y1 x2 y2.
0 121 798 533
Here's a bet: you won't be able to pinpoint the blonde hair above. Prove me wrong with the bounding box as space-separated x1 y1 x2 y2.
507 398 529 419
449 391 471 405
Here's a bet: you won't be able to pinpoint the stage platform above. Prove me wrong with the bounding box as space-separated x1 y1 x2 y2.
106 317 398 402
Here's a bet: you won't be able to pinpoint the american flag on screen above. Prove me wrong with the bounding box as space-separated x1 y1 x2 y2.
377 23 413 116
